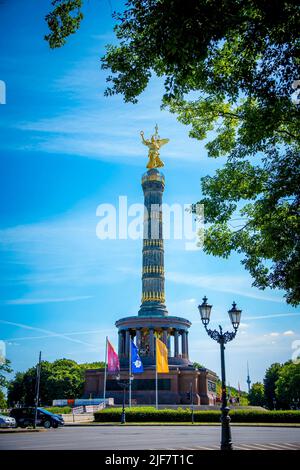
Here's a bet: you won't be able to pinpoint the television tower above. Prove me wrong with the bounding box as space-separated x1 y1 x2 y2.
246 361 251 393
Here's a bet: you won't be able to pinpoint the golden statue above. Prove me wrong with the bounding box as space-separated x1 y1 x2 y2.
140 124 169 169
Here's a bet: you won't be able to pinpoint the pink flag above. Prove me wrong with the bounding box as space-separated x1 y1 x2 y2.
107 339 120 373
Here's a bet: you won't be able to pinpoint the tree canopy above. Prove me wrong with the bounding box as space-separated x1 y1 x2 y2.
276 361 300 408
8 358 104 406
263 362 282 409
248 382 265 407
247 361 300 409
0 359 12 389
45 1 300 304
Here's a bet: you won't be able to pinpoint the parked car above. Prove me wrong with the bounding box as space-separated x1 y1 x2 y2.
0 414 16 428
10 407 64 429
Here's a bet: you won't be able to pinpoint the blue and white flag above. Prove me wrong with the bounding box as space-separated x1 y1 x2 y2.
131 340 144 373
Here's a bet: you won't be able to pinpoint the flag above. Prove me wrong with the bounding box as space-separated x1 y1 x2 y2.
156 338 169 373
131 340 144 373
107 339 120 373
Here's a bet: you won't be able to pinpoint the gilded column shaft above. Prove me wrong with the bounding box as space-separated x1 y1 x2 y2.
139 169 168 316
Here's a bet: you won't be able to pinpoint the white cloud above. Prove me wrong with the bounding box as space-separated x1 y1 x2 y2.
9 61 207 166
3 327 115 343
0 320 97 349
0 212 137 291
5 295 93 305
243 313 299 321
264 331 297 338
14 125 204 165
166 271 284 303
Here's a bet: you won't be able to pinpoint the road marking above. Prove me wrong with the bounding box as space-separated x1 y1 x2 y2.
284 442 300 449
233 443 300 450
196 446 218 450
269 442 300 450
235 443 272 450
173 445 219 450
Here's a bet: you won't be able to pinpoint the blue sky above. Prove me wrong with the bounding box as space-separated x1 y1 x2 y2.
0 0 299 391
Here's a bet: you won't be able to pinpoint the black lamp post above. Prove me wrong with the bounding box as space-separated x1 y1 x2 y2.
116 375 133 424
198 296 242 451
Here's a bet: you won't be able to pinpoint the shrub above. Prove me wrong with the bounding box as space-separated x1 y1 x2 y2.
94 407 300 423
44 406 72 414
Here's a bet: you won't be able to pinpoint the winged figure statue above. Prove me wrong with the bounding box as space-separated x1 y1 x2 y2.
140 125 169 169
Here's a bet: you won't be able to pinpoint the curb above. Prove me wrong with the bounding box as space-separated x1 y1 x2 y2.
64 422 300 428
0 429 45 434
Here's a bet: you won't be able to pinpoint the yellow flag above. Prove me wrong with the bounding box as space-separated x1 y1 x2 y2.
156 338 169 373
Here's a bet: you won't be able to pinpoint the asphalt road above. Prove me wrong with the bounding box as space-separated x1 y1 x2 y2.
1 426 300 450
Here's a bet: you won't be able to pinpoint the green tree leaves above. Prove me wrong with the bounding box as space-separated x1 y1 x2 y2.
44 1 300 304
249 361 300 409
276 362 300 409
7 359 104 406
248 382 265 407
264 362 284 409
0 359 12 389
101 1 300 304
45 0 84 49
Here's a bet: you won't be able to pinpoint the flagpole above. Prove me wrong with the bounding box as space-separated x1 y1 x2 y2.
129 338 132 408
103 336 108 407
155 337 158 410
34 351 42 429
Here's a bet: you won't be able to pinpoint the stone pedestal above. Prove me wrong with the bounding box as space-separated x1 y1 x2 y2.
84 366 217 405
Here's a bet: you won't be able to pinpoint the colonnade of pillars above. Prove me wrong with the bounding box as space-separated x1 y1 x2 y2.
118 328 189 359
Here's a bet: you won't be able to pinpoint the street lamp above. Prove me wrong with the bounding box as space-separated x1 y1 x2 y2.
116 374 133 424
198 296 242 451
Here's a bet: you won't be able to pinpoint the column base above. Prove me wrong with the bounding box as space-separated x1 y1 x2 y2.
138 302 168 317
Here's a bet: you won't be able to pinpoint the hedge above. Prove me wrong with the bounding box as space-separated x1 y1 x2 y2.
44 406 72 414
94 407 300 423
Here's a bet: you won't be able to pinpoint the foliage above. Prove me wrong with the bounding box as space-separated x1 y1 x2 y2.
263 362 283 409
0 389 7 409
44 406 72 414
276 361 300 409
215 379 248 405
0 359 12 389
103 0 300 305
45 0 84 49
248 382 265 407
192 362 205 370
94 407 300 423
7 359 104 406
44 0 300 305
83 361 105 370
